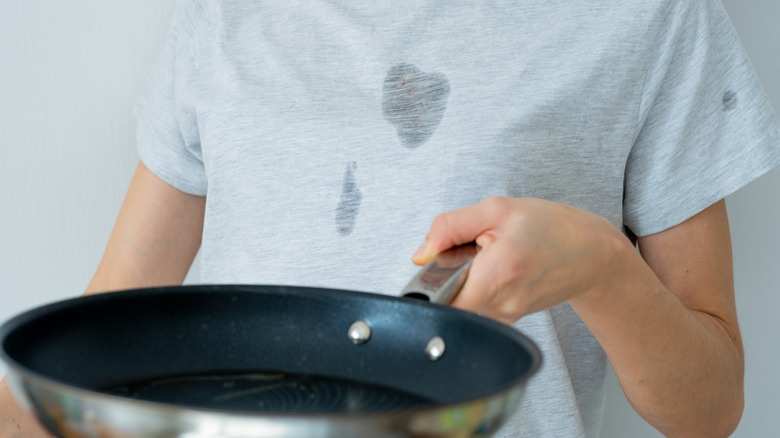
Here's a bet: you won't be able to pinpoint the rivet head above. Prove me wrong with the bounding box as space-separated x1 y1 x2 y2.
348 320 371 345
425 336 446 361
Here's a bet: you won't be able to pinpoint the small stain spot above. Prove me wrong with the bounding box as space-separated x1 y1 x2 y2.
722 90 737 111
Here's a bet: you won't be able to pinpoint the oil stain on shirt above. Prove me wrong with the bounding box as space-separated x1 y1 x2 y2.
722 90 737 111
335 162 362 236
382 63 450 149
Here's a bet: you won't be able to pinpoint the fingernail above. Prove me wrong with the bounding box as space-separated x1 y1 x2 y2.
412 242 434 265
413 242 427 259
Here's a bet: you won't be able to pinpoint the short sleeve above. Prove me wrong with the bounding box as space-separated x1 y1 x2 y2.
133 0 211 196
624 0 780 236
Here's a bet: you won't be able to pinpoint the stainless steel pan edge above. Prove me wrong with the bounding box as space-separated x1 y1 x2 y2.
1 246 542 437
5 363 532 438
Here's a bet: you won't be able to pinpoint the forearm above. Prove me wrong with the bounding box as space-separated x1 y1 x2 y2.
570 234 743 437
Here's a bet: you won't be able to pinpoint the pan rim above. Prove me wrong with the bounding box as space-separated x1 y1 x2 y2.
1 284 542 417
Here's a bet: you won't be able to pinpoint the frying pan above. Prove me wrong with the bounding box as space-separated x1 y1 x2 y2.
0 246 541 437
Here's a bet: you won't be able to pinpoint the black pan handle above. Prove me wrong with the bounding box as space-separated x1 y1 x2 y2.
401 243 478 305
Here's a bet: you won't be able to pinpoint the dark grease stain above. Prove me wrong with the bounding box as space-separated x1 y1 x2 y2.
335 162 362 236
722 90 737 111
382 63 450 149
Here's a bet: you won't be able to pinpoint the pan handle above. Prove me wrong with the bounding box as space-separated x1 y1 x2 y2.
401 243 478 305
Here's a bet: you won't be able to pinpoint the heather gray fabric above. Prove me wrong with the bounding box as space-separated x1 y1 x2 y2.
134 0 780 436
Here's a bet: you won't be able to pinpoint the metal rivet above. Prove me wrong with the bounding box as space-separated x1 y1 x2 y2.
348 320 371 345
425 336 446 361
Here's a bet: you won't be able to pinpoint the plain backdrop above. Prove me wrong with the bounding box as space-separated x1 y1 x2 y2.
1 1 777 436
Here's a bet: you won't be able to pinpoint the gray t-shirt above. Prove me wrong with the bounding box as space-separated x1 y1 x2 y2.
134 0 780 436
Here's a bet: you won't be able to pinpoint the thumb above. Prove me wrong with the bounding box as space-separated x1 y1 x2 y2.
412 200 498 265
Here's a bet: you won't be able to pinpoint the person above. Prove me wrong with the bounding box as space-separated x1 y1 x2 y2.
3 0 780 436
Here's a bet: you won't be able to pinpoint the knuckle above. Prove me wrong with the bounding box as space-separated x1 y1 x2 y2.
482 195 507 208
498 298 529 320
430 212 451 232
481 196 511 218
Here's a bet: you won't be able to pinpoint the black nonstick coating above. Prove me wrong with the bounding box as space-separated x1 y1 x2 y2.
1 285 539 413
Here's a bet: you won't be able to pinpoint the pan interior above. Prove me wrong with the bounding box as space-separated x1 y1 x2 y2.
103 370 434 412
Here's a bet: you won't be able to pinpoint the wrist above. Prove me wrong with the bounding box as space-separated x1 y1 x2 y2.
570 227 645 315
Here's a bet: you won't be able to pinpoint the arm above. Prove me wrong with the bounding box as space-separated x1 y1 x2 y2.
1 161 206 437
413 197 743 437
86 161 206 293
573 199 743 437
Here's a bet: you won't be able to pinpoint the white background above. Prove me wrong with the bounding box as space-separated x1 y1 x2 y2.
1 1 777 436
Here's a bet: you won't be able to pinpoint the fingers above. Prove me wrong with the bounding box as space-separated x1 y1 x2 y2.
412 197 507 265
412 197 534 325
450 236 528 325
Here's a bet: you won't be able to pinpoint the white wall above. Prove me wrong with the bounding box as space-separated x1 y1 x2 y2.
1 1 778 436
0 0 181 372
